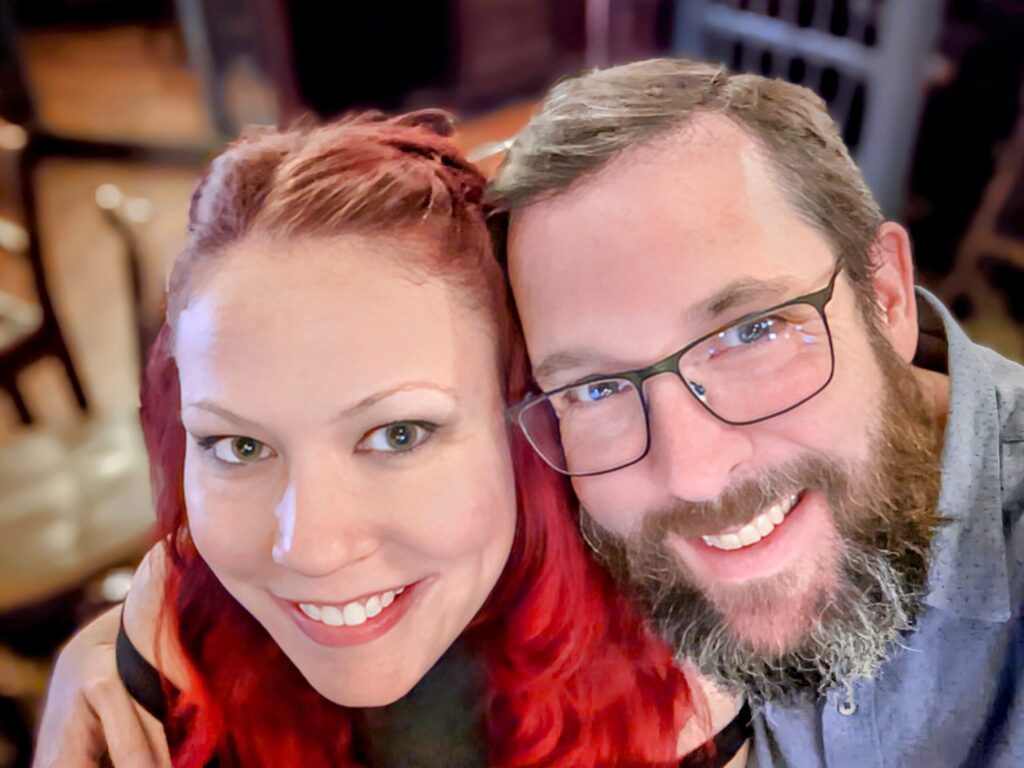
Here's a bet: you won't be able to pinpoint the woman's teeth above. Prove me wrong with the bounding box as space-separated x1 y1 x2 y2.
701 493 799 551
298 587 405 627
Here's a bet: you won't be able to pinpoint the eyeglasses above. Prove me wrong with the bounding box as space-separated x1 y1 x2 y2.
510 261 844 476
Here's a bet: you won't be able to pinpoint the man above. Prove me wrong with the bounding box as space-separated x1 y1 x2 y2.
35 58 1024 767
488 58 1023 766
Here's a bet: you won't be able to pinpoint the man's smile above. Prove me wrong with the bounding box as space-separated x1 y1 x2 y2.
667 491 832 585
699 491 802 551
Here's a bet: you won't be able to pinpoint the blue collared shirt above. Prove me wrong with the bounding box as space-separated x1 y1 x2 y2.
750 290 1024 768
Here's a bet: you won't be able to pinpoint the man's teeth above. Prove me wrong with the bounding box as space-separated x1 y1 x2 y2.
701 494 799 551
298 586 406 627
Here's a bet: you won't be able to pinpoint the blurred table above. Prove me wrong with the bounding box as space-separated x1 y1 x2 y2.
0 410 154 614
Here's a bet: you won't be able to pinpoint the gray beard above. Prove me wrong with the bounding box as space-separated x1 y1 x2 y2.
583 343 944 705
620 519 930 704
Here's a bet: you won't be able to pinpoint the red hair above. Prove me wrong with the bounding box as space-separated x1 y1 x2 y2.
140 111 697 766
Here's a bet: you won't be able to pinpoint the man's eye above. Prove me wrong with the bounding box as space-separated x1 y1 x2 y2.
565 379 633 404
721 317 778 347
203 436 274 465
360 422 436 454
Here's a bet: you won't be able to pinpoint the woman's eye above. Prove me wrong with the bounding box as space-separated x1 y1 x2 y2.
360 422 435 454
205 436 273 465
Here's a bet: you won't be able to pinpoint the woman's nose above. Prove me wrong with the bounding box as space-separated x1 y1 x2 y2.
271 457 382 577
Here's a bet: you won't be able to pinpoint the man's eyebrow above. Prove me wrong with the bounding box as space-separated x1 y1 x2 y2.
183 383 458 426
533 350 630 387
690 275 801 323
533 276 803 386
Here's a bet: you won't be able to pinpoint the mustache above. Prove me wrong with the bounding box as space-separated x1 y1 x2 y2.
636 456 850 540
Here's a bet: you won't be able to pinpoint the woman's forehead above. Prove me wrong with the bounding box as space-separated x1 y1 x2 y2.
173 239 498 413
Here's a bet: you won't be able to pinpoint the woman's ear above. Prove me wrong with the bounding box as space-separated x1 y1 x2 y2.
869 222 918 363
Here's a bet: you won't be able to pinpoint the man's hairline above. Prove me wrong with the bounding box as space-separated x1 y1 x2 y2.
503 112 801 239
500 109 887 328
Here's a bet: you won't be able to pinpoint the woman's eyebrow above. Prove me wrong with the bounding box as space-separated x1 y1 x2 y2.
182 401 264 431
333 382 459 420
183 383 459 428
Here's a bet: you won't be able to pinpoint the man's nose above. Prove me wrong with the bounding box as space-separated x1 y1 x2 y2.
271 456 381 577
643 374 754 502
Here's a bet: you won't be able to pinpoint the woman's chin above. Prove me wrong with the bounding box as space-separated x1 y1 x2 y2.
299 661 425 708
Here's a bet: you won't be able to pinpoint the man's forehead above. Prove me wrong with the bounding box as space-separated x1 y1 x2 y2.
508 121 797 294
511 116 764 217
507 118 786 272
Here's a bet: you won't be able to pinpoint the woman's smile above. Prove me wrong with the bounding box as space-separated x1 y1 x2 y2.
274 579 424 648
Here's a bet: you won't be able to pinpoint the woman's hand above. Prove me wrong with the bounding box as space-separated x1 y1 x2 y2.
32 603 171 768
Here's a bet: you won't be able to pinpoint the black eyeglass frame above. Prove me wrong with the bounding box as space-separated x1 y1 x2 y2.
510 260 845 477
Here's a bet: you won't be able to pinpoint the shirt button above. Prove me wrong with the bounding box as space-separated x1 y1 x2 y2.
837 699 858 716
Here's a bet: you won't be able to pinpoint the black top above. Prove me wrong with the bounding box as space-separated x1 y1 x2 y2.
115 618 750 767
679 701 752 768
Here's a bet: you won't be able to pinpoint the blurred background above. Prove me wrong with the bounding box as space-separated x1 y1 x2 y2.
0 0 1021 764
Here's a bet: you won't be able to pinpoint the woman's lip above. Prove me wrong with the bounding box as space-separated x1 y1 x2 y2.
281 583 410 608
277 579 429 648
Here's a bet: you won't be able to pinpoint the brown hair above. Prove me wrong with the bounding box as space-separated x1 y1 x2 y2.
487 57 885 318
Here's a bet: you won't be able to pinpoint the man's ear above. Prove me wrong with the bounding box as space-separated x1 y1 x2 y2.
869 221 918 363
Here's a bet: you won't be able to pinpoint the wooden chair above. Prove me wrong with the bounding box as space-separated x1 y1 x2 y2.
672 0 943 218
0 0 207 424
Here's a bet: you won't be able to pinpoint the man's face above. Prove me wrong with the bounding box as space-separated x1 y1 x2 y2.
508 118 943 697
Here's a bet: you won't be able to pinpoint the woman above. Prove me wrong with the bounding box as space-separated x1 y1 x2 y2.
34 111 749 767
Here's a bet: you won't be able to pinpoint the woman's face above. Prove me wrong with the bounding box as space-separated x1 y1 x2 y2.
175 234 517 707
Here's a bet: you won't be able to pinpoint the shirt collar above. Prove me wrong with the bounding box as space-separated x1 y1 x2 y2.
915 288 1011 623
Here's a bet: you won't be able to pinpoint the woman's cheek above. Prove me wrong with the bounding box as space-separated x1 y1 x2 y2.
413 449 515 563
184 459 275 578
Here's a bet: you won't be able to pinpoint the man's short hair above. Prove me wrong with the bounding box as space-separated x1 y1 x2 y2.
488 58 885 317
